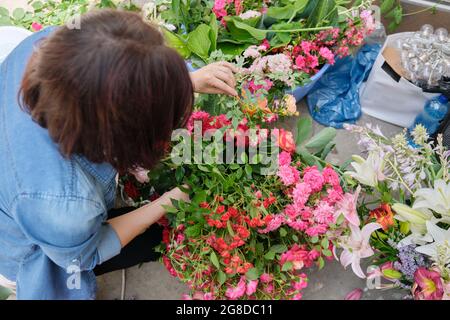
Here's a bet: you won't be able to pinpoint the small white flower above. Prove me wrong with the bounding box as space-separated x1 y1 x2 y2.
346 152 385 188
239 10 262 20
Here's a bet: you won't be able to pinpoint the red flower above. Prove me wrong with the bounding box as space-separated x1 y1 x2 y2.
31 22 43 32
149 192 160 202
162 228 170 244
124 181 140 199
216 205 226 214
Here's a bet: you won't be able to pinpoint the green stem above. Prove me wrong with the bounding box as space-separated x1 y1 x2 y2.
267 26 334 33
402 6 436 17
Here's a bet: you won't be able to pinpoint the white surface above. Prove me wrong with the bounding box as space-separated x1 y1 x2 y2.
360 32 439 128
0 26 32 63
401 0 450 12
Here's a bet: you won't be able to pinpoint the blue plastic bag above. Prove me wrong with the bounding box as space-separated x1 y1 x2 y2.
307 44 381 128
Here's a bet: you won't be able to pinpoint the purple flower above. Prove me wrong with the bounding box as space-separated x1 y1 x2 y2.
396 245 429 281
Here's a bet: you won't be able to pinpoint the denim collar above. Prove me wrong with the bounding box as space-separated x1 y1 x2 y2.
73 155 117 186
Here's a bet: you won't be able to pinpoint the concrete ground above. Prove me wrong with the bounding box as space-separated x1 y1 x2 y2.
1 0 449 301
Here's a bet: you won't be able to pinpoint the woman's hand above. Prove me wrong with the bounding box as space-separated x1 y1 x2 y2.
190 61 238 96
161 186 190 206
108 186 190 248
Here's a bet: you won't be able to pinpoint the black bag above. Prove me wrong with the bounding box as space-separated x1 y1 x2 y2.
436 110 450 148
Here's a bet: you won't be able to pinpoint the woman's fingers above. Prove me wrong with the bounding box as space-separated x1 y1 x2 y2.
214 67 236 88
218 61 239 73
208 76 238 96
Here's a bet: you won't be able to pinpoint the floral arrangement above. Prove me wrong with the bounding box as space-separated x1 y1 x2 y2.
341 123 450 300
121 97 377 299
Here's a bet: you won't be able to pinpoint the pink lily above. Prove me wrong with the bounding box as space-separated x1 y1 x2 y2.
340 222 382 278
412 268 444 300
344 288 363 300
335 186 361 226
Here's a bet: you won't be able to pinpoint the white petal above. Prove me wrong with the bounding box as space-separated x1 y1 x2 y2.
415 242 438 257
351 259 366 279
425 221 449 242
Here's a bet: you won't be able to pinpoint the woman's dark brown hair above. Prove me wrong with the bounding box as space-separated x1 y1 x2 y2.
20 9 193 172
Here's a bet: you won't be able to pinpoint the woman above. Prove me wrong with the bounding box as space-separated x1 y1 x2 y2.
0 9 237 299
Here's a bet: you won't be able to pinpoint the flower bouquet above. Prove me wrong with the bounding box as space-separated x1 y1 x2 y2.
341 124 450 300
120 92 374 299
159 0 376 101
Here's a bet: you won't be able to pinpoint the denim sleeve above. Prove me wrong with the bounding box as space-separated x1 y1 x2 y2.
11 194 122 271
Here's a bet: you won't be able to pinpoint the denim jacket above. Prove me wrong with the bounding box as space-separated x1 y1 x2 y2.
0 27 122 300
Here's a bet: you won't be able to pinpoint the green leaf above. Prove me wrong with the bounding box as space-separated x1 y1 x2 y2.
217 270 227 286
380 0 395 14
318 256 325 269
305 127 336 151
295 116 313 147
217 42 247 56
245 164 252 177
245 268 259 280
187 24 212 61
279 227 287 237
209 14 218 52
224 17 267 41
163 29 191 59
255 242 264 255
32 1 44 11
310 236 319 244
264 250 276 260
210 251 220 269
0 15 12 26
322 249 332 257
307 0 338 27
0 286 12 300
12 8 25 21
266 0 308 20
161 204 178 214
321 141 336 159
185 223 202 237
270 244 288 253
175 166 185 183
192 190 207 204
0 7 9 17
197 164 210 172
227 220 235 237
296 146 319 167
393 6 403 24
321 237 329 249
281 261 293 271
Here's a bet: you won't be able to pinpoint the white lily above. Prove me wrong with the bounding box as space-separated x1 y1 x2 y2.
346 152 385 188
416 221 450 265
393 203 434 246
414 180 450 218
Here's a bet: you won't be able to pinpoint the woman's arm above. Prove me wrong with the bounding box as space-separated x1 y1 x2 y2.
107 187 189 248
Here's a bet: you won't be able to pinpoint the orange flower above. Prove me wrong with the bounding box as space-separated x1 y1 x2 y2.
257 97 271 113
369 204 395 231
278 129 296 154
